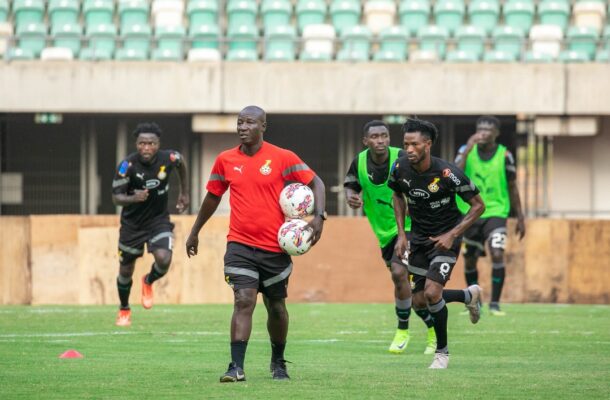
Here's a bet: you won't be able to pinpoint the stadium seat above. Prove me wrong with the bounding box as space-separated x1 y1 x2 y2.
13 0 45 29
468 0 499 36
261 0 292 33
16 22 46 58
433 0 465 36
227 24 258 60
446 49 478 62
538 0 571 32
49 0 80 30
410 49 439 61
119 24 152 59
187 0 219 29
83 0 114 29
503 0 535 33
118 0 150 33
330 0 361 36
398 0 430 37
296 0 327 33
0 0 8 22
483 49 517 62
523 50 555 62
492 26 525 60
529 24 563 58
573 2 606 32
0 21 12 56
604 26 610 50
84 23 116 58
559 49 590 63
373 25 408 61
151 0 185 27
40 46 74 60
154 25 185 60
595 49 609 62
417 25 448 59
227 0 258 33
364 0 396 35
455 25 485 60
567 26 598 60
187 47 221 61
300 24 335 60
5 47 35 60
337 25 372 61
264 24 296 61
52 22 82 56
189 23 220 49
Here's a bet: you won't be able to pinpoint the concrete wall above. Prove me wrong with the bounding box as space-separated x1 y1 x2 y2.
0 215 608 305
1 63 608 115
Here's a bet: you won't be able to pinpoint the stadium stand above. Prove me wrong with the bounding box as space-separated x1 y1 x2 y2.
264 23 296 60
373 24 409 61
336 24 371 61
261 0 292 33
363 0 396 34
330 0 361 35
399 0 430 36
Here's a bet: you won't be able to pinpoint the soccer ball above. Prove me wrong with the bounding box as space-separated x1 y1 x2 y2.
279 183 314 219
277 219 313 256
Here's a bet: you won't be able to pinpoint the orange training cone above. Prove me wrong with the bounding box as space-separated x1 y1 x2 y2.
59 349 84 359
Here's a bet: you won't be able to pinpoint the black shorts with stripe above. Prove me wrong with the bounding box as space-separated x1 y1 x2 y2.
118 219 175 265
224 241 292 299
462 217 507 257
407 236 462 293
380 231 412 268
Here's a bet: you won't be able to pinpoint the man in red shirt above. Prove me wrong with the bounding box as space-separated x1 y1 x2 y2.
186 105 326 383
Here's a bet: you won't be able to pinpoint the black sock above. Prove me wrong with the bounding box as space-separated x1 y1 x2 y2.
395 297 412 330
442 289 466 303
145 262 167 284
117 276 132 309
415 308 435 329
231 341 248 369
428 299 448 351
271 341 286 362
465 268 478 286
491 263 505 304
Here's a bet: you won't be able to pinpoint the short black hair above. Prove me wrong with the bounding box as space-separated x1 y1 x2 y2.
401 118 438 144
363 120 389 136
476 115 501 130
133 122 162 138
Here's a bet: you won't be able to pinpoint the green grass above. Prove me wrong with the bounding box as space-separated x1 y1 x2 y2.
0 303 609 399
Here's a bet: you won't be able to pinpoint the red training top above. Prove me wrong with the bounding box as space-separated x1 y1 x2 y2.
207 141 316 252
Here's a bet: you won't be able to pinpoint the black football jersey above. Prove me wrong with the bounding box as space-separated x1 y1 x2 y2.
388 156 479 243
112 149 183 228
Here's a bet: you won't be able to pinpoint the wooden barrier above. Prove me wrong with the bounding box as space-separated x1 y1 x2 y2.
0 216 608 305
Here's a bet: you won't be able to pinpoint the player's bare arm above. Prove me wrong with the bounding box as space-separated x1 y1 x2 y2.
344 187 363 209
112 190 149 206
508 179 526 240
186 192 222 257
455 133 482 170
392 192 409 257
431 194 485 251
306 175 326 246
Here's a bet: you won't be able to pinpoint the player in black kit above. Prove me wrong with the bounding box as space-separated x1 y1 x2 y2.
112 122 189 326
389 118 485 369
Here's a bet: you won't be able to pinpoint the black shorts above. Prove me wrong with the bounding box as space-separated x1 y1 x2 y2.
224 241 293 299
118 219 175 265
462 217 507 257
381 232 412 268
407 236 462 293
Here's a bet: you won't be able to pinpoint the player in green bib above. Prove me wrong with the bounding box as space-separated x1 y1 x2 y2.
455 116 526 316
343 120 437 355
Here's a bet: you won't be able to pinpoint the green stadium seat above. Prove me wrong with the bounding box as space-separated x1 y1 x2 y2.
602 26 610 50
85 23 116 57
152 48 182 60
595 49 609 62
6 47 36 60
300 50 332 61
0 0 9 22
468 0 499 35
227 24 258 60
373 25 408 61
83 0 114 29
264 24 296 61
154 25 185 60
330 0 361 36
455 25 485 59
296 0 327 33
52 22 82 56
337 25 371 61
120 24 152 59
398 0 430 37
523 50 555 62
503 0 535 33
189 24 220 49
187 0 219 29
13 0 45 29
446 49 478 62
79 47 113 60
567 26 598 60
227 0 258 33
559 49 590 63
16 22 46 58
417 25 448 59
492 26 525 60
261 0 292 33
49 0 80 30
433 0 465 36
483 49 517 62
118 0 150 33
538 0 571 32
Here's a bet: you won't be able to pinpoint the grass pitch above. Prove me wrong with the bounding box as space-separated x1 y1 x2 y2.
0 303 608 399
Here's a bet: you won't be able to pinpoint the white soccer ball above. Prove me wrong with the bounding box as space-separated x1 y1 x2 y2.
277 219 313 256
279 183 315 219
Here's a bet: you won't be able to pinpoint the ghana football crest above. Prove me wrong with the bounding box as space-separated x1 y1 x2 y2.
428 177 440 193
260 160 272 175
157 165 167 180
